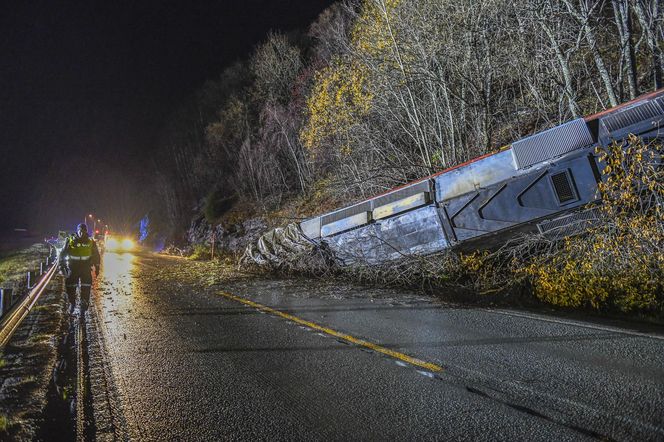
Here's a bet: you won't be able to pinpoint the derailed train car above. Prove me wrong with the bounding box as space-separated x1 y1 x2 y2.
296 89 664 265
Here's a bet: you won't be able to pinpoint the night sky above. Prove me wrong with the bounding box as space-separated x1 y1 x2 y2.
0 0 334 234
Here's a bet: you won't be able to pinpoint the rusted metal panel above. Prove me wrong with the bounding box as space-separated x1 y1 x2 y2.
321 211 372 237
372 192 431 220
435 149 519 203
299 217 321 240
511 118 594 169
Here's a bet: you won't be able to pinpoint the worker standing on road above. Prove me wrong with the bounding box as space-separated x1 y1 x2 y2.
59 223 101 315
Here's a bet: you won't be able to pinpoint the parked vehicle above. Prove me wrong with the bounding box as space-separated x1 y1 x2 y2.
105 235 135 253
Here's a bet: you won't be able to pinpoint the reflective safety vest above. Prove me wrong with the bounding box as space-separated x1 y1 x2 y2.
68 237 94 260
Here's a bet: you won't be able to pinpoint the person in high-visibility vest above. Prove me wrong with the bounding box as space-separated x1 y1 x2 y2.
59 223 101 314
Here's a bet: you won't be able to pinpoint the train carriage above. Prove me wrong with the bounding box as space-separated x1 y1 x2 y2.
298 89 664 265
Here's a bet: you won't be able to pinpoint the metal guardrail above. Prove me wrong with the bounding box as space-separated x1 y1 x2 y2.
0 261 59 347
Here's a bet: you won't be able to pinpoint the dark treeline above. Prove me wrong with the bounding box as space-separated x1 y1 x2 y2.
153 0 664 241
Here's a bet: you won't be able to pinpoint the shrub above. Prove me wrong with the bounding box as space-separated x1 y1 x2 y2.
521 136 663 312
0 414 9 433
189 243 211 261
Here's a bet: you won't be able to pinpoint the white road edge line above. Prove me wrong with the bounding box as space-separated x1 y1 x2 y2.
483 308 664 341
448 362 664 437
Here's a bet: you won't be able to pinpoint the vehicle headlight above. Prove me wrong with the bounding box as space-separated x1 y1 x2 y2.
106 238 119 250
122 239 134 250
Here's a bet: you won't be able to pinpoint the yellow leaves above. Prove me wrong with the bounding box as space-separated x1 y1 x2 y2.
340 144 353 156
460 251 488 272
596 136 664 229
300 0 413 152
521 136 663 312
351 0 402 58
300 59 373 150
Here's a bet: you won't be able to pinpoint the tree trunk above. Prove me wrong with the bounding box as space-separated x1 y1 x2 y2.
584 23 619 106
613 0 638 98
564 0 619 106
540 21 580 117
632 0 663 89
211 229 215 260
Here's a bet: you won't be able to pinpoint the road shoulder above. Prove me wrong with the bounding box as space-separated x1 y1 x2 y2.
0 278 67 439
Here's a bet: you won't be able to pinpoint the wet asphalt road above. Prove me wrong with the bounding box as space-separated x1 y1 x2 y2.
92 252 664 441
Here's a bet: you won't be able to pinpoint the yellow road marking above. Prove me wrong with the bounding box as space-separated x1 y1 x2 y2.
217 291 443 373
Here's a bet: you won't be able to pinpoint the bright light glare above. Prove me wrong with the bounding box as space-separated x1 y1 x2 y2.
105 237 134 252
101 252 135 293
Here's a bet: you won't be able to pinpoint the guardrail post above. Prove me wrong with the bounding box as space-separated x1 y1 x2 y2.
27 271 33 290
0 288 12 317
40 262 44 276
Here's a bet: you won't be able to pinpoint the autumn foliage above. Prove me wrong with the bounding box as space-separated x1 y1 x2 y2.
522 136 663 312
